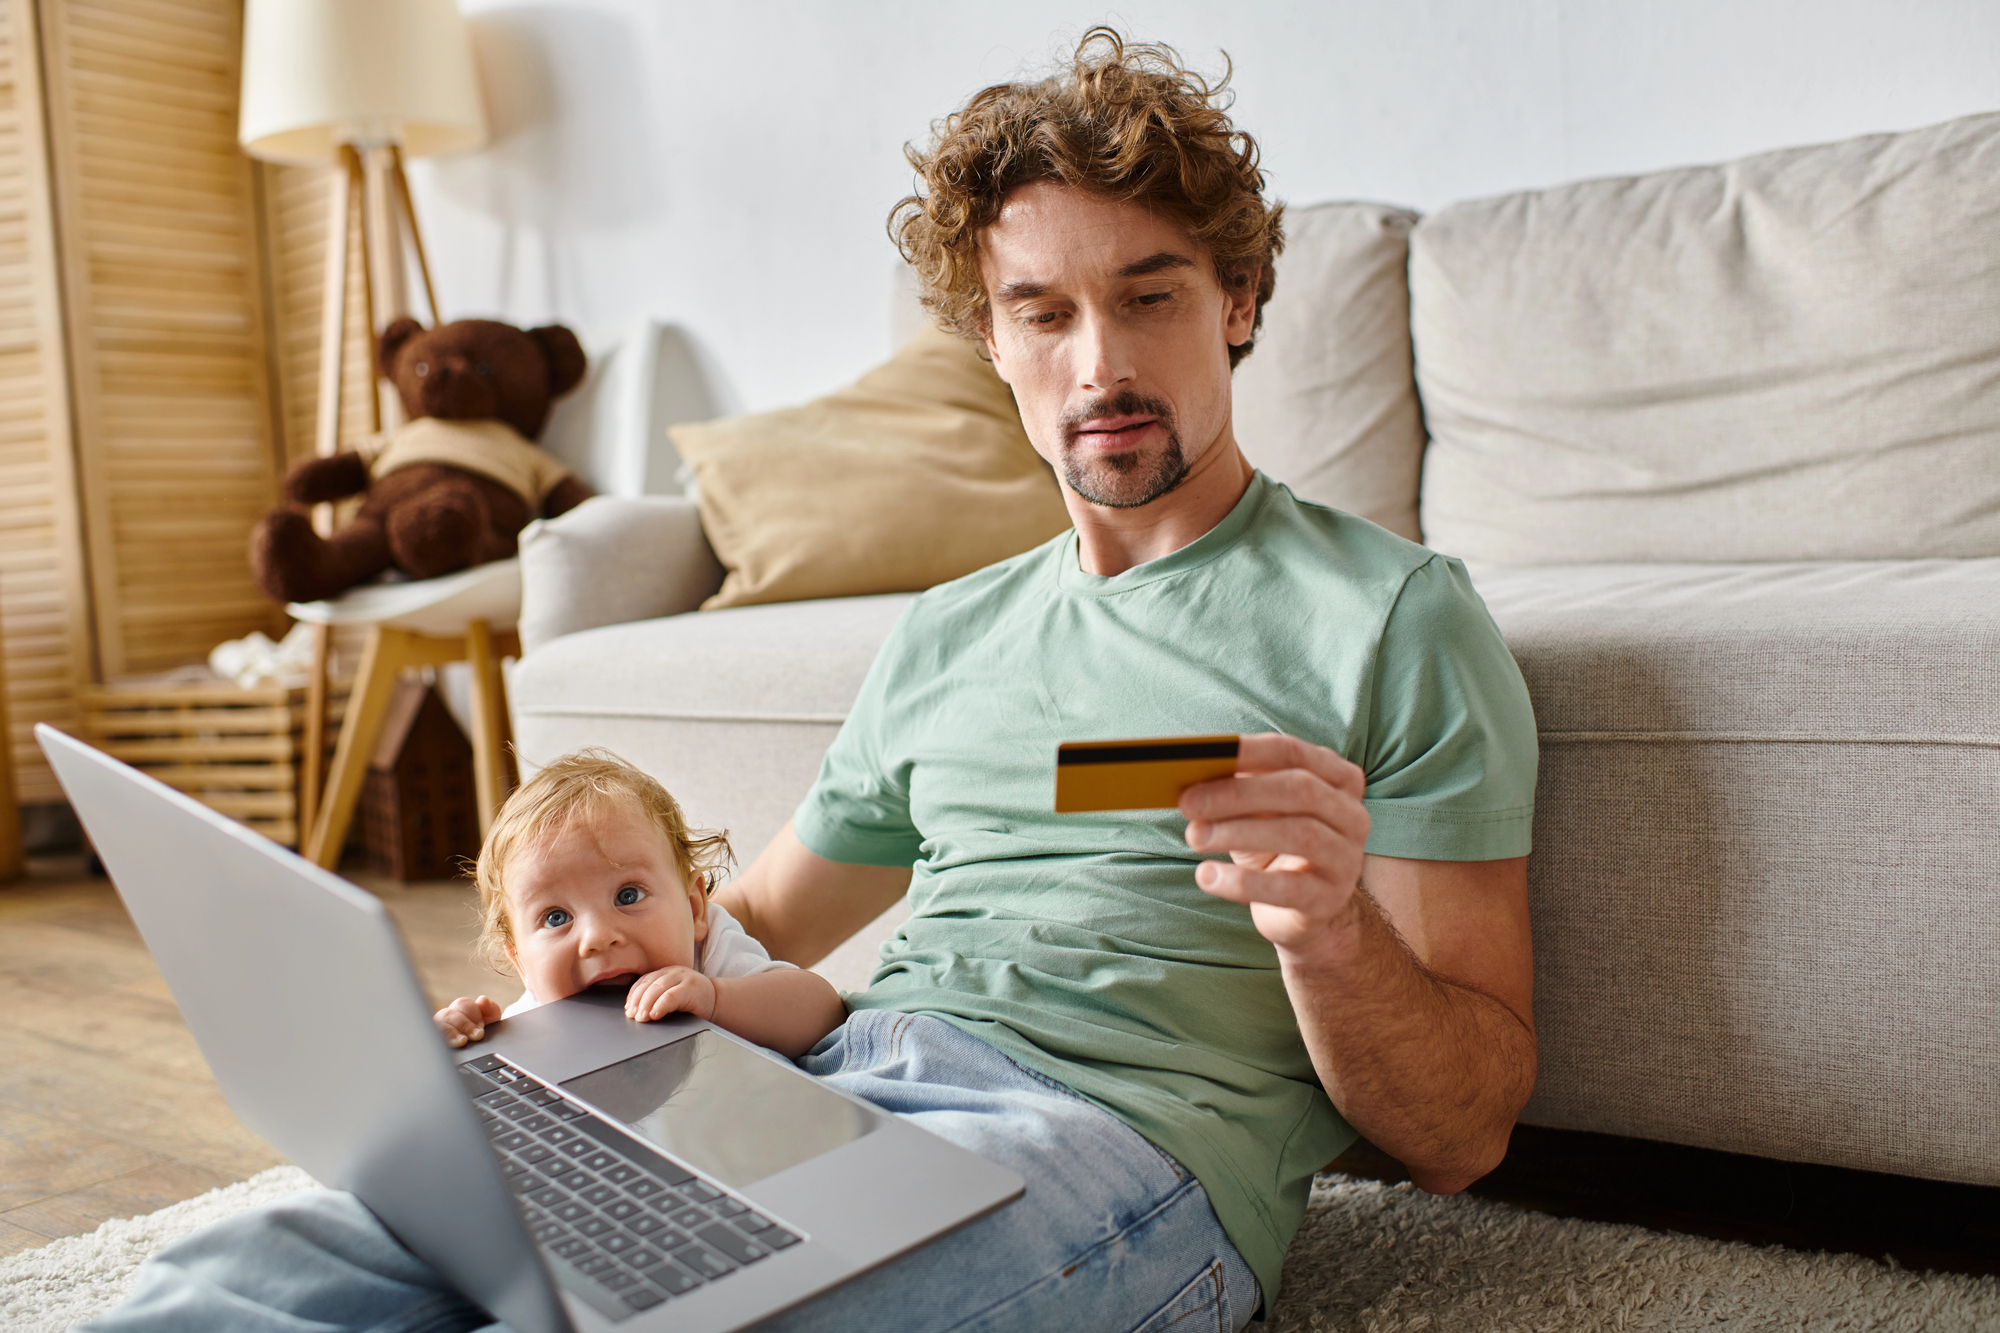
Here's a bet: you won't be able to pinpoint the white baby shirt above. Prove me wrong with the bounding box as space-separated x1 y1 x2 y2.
501 901 793 1018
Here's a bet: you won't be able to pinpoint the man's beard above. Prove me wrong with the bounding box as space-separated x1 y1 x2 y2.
1057 391 1188 509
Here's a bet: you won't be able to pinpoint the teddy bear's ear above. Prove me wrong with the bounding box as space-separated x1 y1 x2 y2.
378 316 426 379
529 325 587 399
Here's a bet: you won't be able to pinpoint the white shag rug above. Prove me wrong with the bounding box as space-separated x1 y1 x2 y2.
3 1168 1994 1331
0 1167 319 1333
1267 1174 2000 1332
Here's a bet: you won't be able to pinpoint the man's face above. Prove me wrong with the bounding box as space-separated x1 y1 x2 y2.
979 182 1257 509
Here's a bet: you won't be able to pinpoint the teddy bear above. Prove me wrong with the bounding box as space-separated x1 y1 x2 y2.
248 316 595 605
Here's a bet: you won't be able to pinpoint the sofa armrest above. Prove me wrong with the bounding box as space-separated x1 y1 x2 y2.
518 496 725 654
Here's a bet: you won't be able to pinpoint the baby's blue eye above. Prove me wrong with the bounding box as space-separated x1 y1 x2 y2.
541 908 571 929
615 885 644 906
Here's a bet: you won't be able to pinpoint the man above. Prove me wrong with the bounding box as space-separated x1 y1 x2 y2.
89 29 1535 1333
713 29 1539 1330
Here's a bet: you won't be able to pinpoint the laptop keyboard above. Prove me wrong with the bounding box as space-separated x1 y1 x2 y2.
460 1053 803 1321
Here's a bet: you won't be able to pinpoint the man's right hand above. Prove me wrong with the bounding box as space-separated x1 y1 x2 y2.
1181 732 1371 965
434 995 503 1048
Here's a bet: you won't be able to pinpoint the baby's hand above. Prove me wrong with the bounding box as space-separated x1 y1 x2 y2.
435 995 503 1048
625 967 716 1024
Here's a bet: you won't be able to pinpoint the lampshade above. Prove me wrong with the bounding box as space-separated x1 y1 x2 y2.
239 0 487 164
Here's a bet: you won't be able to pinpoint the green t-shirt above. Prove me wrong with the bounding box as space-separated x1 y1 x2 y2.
792 472 1537 1299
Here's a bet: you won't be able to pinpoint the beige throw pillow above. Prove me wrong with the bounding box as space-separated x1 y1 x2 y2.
671 326 1072 609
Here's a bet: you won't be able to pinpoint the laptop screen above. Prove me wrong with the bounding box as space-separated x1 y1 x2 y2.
561 1031 876 1187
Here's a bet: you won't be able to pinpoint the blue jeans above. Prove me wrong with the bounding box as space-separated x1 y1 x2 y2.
87 1011 1261 1332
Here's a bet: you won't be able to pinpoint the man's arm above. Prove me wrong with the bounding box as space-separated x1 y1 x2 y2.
1296 853 1534 1191
714 820 912 967
1181 733 1536 1194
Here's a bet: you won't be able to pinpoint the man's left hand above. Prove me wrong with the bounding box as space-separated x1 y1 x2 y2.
1180 732 1369 963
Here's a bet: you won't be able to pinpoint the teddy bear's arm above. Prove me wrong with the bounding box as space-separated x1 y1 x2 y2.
283 452 372 506
541 474 594 519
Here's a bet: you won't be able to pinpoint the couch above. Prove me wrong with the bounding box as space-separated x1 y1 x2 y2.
509 111 2000 1191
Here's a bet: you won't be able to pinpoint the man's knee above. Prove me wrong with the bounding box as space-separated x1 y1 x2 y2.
86 1190 484 1333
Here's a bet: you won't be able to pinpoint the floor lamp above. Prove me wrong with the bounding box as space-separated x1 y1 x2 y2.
239 0 486 840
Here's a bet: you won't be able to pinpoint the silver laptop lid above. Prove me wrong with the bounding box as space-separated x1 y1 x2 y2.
38 724 571 1333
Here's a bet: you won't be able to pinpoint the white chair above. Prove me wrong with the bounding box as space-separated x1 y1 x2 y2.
293 317 711 868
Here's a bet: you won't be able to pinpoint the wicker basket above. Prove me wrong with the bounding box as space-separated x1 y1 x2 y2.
78 680 348 848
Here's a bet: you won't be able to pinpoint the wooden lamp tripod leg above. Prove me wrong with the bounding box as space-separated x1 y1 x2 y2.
310 147 357 523
297 145 374 852
389 145 440 326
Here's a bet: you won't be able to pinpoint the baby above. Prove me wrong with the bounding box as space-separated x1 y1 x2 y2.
433 749 845 1059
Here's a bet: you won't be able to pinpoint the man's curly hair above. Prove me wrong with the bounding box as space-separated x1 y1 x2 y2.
890 28 1283 369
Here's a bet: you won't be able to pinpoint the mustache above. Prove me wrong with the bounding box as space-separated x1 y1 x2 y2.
1059 390 1177 441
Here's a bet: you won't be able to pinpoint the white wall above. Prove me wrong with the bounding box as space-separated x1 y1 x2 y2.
408 0 2000 417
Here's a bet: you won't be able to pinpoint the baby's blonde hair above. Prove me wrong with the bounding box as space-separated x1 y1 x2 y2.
473 749 733 973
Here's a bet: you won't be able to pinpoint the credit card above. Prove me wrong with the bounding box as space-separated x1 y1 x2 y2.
1053 735 1241 812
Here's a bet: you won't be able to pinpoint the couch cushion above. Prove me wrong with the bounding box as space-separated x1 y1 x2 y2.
1414 111 2000 564
1473 558 2000 1184
1234 202 1426 542
1473 558 2000 738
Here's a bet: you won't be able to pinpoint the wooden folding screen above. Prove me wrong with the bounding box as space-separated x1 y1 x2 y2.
0 0 297 806
0 0 98 804
40 0 282 681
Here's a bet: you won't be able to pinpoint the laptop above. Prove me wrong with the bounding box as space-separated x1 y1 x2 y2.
39 725 1022 1333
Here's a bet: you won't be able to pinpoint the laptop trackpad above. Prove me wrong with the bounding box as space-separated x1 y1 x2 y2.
561 1030 876 1188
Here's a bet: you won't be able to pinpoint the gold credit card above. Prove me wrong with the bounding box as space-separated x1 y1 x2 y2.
1053 735 1241 813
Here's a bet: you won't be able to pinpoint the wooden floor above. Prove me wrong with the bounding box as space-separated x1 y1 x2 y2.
0 853 523 1257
